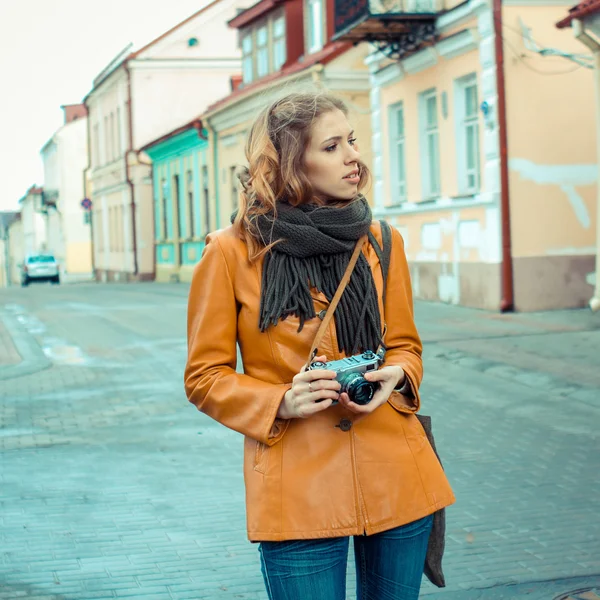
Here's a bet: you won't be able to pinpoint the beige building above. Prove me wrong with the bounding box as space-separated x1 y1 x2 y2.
18 186 46 259
7 217 24 286
347 0 597 311
84 0 247 283
0 212 20 287
198 0 374 287
40 104 93 282
557 0 600 311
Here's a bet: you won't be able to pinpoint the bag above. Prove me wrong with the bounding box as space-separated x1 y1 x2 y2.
372 220 447 588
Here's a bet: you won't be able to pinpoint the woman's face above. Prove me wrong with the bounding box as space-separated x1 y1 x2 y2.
304 109 362 203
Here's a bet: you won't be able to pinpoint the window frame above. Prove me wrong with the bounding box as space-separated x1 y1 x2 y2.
272 14 286 71
306 0 325 54
256 22 269 78
186 169 195 239
241 31 254 84
418 88 441 200
455 73 481 195
201 165 210 236
389 102 408 205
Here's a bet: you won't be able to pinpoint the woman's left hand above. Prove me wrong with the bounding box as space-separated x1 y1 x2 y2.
338 365 405 414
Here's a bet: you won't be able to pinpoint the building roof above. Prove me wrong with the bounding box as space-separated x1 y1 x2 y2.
129 0 223 58
202 41 350 117
0 211 20 232
557 0 600 28
228 0 286 29
140 118 205 152
61 104 88 124
18 185 43 204
87 0 223 97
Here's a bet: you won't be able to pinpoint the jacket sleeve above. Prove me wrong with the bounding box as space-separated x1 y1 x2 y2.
382 227 423 414
184 235 290 445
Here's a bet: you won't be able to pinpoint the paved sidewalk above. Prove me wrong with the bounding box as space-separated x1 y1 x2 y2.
0 283 598 600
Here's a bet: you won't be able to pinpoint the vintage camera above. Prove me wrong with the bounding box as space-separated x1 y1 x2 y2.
308 349 385 406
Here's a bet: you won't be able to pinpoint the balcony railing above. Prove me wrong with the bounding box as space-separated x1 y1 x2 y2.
333 0 439 58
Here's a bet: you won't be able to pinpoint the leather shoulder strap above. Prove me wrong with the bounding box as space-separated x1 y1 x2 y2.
379 219 392 304
307 235 367 365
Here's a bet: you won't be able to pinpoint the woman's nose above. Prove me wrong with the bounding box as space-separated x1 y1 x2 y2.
345 145 360 162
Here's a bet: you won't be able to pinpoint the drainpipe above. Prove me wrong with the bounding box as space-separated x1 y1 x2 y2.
136 149 155 280
494 0 514 312
83 100 96 280
572 19 600 311
124 62 139 278
206 120 220 231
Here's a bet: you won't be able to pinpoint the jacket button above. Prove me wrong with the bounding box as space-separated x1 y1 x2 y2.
338 418 352 432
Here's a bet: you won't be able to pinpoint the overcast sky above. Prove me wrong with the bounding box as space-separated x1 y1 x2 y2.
0 0 211 211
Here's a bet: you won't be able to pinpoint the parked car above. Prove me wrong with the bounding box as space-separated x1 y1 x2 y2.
21 254 60 286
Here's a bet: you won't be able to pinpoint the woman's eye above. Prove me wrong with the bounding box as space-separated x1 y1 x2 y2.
325 144 337 152
349 138 357 146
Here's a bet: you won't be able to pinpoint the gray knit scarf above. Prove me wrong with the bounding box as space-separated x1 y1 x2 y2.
250 195 382 355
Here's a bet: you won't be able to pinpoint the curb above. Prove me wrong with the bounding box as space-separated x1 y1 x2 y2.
0 312 51 381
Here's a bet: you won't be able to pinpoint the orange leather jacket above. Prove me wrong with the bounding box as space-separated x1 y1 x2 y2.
185 222 455 541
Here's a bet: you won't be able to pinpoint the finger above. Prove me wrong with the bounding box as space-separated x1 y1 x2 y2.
301 369 338 382
364 370 392 382
306 379 341 393
311 389 340 403
300 355 327 373
302 398 334 416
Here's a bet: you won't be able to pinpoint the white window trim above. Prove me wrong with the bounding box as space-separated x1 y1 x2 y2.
388 102 408 205
306 0 324 54
256 23 269 77
241 31 254 84
454 73 481 195
418 88 441 200
273 14 286 70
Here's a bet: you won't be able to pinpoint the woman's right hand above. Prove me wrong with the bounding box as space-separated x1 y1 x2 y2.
277 355 341 419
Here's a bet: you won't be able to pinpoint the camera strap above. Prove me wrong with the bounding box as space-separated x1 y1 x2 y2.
307 234 368 366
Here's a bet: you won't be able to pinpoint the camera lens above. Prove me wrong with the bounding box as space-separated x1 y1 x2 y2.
340 373 376 406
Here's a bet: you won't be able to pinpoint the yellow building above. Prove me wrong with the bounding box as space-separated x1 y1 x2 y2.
200 0 375 233
340 0 597 311
557 0 600 311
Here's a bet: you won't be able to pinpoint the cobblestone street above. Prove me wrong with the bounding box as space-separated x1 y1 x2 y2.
1 282 599 600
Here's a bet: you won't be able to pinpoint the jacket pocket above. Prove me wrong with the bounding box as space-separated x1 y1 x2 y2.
254 440 270 474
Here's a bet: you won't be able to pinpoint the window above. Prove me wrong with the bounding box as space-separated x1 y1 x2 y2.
173 174 182 239
456 75 481 194
273 16 286 70
187 169 195 239
257 25 269 77
307 0 324 54
389 103 407 204
104 116 109 164
242 33 253 84
161 179 168 239
202 165 210 235
419 89 441 199
230 166 239 212
116 108 122 156
109 113 115 160
93 123 100 167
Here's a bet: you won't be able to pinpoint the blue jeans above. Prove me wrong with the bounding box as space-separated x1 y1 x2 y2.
259 515 433 600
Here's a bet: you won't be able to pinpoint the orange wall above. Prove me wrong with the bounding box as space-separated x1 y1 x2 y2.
503 4 597 258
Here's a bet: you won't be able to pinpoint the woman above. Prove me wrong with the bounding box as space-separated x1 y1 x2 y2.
185 92 455 599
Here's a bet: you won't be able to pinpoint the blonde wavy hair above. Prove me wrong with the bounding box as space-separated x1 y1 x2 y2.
233 92 371 260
